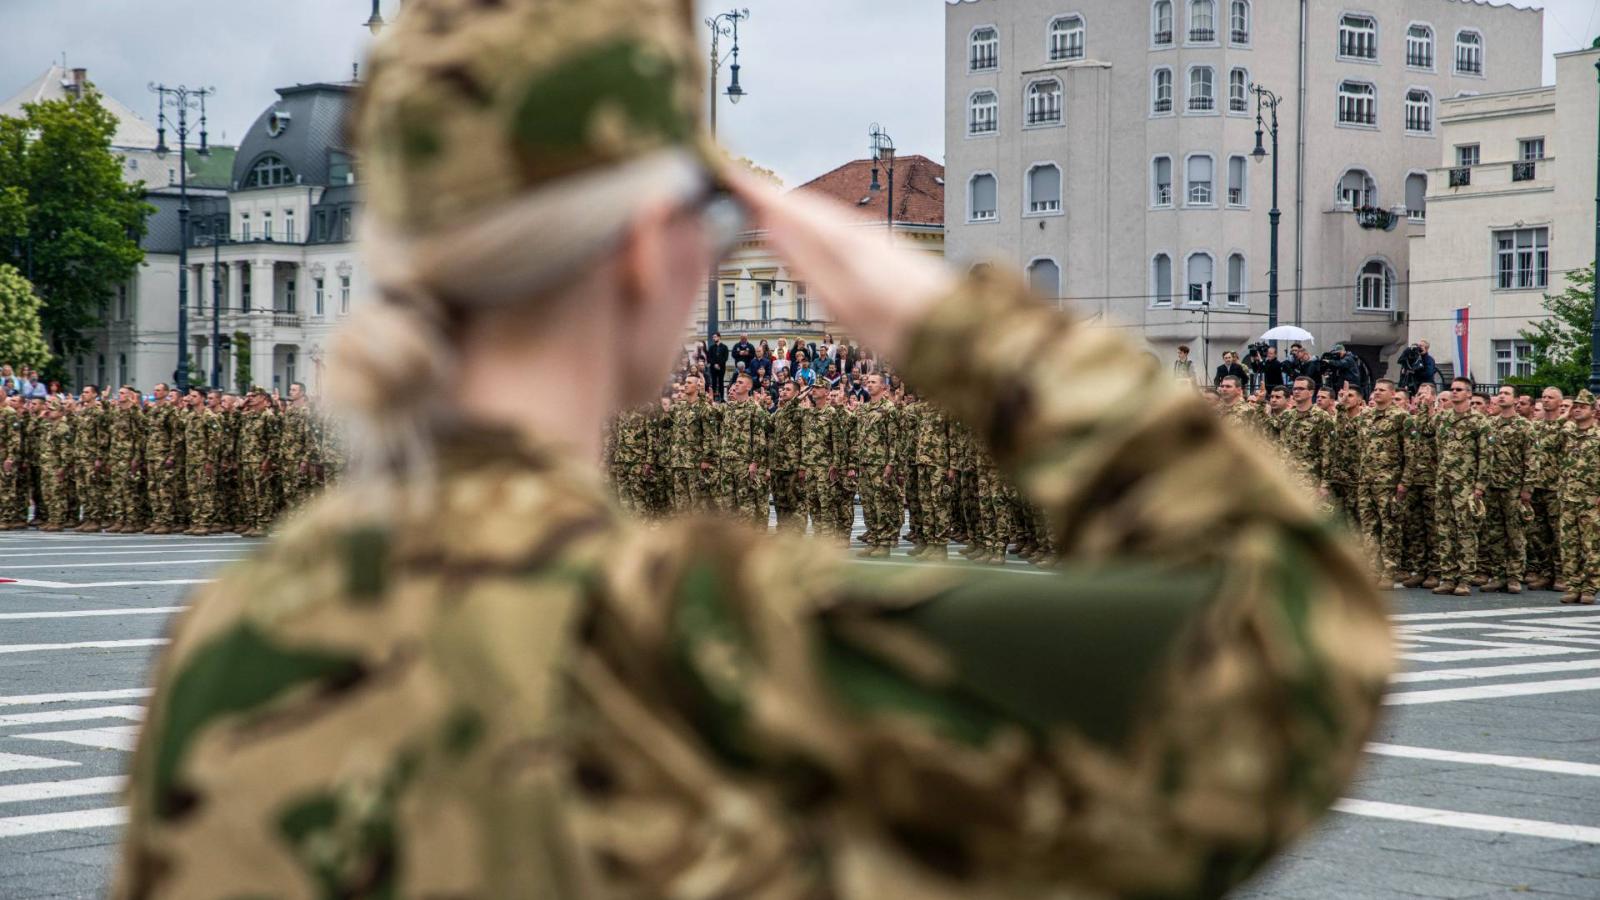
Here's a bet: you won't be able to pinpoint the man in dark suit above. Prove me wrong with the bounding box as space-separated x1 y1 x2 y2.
731 333 756 375
707 333 730 401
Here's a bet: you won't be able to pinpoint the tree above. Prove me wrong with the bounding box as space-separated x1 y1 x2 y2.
0 264 50 370
232 331 252 390
1507 264 1596 396
727 153 783 188
0 87 151 373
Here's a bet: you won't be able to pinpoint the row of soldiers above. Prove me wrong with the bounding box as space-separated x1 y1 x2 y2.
605 371 1054 563
0 383 339 537
1215 374 1600 604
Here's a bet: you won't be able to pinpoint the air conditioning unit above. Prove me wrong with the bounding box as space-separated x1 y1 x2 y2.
1389 310 1407 325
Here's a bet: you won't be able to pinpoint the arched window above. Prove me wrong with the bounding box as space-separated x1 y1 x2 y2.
1405 172 1428 222
1026 163 1062 214
1229 68 1250 113
1356 259 1395 311
1049 15 1085 61
1153 0 1174 45
1152 155 1174 206
1188 0 1216 42
1152 253 1173 306
1227 253 1247 305
1025 78 1063 127
1229 0 1250 43
1186 252 1215 304
970 27 999 71
1339 14 1377 60
1188 66 1215 112
1407 24 1434 68
1152 68 1174 114
969 91 999 135
1028 258 1061 298
244 154 294 188
1185 153 1214 205
968 172 998 221
1455 30 1483 75
1338 81 1376 126
1337 168 1377 208
1405 89 1433 133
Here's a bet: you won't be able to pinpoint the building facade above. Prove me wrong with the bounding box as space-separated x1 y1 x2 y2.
1409 46 1600 386
943 0 1542 378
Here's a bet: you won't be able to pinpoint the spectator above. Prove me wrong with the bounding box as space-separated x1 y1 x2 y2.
750 344 772 383
0 365 18 395
706 332 730 401
1248 345 1286 389
1324 345 1361 395
731 332 756 373
1173 345 1197 384
823 363 841 389
1213 351 1248 388
773 339 790 377
793 350 816 386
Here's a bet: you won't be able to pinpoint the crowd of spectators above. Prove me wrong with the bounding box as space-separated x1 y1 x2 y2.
685 331 887 408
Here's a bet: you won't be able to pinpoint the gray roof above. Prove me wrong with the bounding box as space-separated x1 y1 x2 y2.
140 191 231 254
230 83 354 191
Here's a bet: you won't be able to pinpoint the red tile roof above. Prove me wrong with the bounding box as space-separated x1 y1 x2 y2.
794 154 944 226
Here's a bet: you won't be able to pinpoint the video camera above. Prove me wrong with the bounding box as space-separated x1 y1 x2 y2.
1245 341 1272 361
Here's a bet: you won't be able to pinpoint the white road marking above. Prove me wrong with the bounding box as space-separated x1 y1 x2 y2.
0 558 244 570
1385 676 1600 705
15 726 141 751
1392 607 1589 622
0 688 150 707
6 546 253 558
0 776 125 806
0 578 213 589
1392 658 1600 683
1365 742 1600 777
0 706 145 727
1333 799 1600 844
0 806 126 838
1481 630 1600 645
0 607 181 621
0 753 77 774
0 638 168 655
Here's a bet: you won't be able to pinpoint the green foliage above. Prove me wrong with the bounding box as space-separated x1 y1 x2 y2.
0 87 152 365
0 263 51 369
232 330 252 390
1507 264 1596 396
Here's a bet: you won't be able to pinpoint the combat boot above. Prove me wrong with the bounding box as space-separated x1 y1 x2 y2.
1421 576 1441 589
1580 593 1598 606
1471 574 1489 587
1481 579 1505 593
146 525 169 535
905 543 928 558
1431 581 1456 595
988 552 1007 566
1559 591 1581 604
104 524 124 534
182 526 205 536
1452 583 1472 597
1506 579 1522 594
1526 575 1551 591
924 545 949 562
1554 580 1569 592
73 520 99 533
1401 574 1425 589
40 524 61 533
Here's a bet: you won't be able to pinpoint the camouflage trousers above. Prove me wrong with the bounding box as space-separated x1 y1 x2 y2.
1356 482 1403 579
148 461 182 528
916 467 953 546
834 477 857 538
1327 481 1359 530
1434 480 1479 584
241 468 279 530
0 460 20 523
73 462 103 524
669 467 711 515
1478 488 1527 582
1397 484 1438 578
902 468 923 543
1558 495 1600 595
110 463 145 529
805 473 840 538
857 468 900 548
614 465 651 518
1525 488 1561 582
718 463 768 524
39 464 72 528
770 471 804 533
976 464 1012 555
186 463 219 530
952 470 979 541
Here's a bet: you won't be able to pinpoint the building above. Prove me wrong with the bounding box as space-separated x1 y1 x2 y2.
692 154 944 345
1409 45 1600 387
943 0 1542 378
0 64 168 188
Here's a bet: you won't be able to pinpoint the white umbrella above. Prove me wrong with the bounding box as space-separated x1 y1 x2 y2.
1259 325 1314 342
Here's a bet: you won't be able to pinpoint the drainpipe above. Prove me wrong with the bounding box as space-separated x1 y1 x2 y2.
1295 0 1308 327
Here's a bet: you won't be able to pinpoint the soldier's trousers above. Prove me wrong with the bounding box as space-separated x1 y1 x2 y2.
670 468 705 514
916 467 953 546
616 467 650 517
903 470 923 542
1327 482 1359 528
1526 488 1560 581
0 462 19 524
187 464 218 530
40 465 71 528
833 477 856 538
149 464 181 528
1435 481 1479 584
976 465 1012 554
1357 482 1402 578
807 476 838 537
771 471 804 532
1558 497 1600 595
1398 484 1437 578
721 465 768 524
1479 488 1527 582
953 471 979 541
110 464 144 528
858 470 900 548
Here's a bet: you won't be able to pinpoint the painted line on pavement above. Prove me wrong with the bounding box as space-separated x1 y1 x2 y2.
0 558 245 570
0 689 150 707
15 726 141 752
0 706 145 727
1333 799 1600 844
0 638 169 655
1392 607 1589 622
0 607 182 621
1385 676 1600 705
0 776 125 806
0 578 213 589
1392 658 1600 683
6 546 255 558
1365 742 1600 777
0 806 126 838
0 752 78 774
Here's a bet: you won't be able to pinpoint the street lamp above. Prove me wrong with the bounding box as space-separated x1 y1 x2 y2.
366 0 386 35
868 123 896 236
1588 44 1600 393
704 8 750 344
150 82 213 393
1251 83 1284 330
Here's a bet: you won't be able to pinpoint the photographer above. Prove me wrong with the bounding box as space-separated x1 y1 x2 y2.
1321 344 1363 397
1244 342 1286 389
1396 339 1438 392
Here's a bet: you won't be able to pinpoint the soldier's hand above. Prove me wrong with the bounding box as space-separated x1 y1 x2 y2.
699 461 711 472
828 466 838 483
164 457 175 470
796 469 806 482
1 459 10 473
94 459 103 471
299 462 310 475
1519 490 1532 504
946 468 956 483
1473 488 1484 499
259 461 270 474
642 464 653 477
204 463 214 476
847 468 856 478
747 461 758 479
883 464 894 480
1395 484 1407 498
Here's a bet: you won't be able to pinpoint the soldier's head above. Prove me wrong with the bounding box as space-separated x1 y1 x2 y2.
117 386 136 406
1339 386 1362 411
1267 385 1289 412
1415 382 1436 405
289 382 306 403
1561 398 1574 418
1515 395 1535 418
1448 378 1474 409
1218 374 1244 402
1372 379 1395 408
728 373 751 401
778 380 796 404
152 383 169 401
682 376 701 399
1573 391 1596 424
865 373 886 400
1176 344 1190 360
1315 393 1337 413
812 386 831 408
1494 391 1518 416
1394 388 1409 409
1541 386 1564 414
79 385 98 403
1290 376 1315 409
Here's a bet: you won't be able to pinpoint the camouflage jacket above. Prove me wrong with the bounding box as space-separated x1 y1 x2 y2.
666 400 712 469
1483 415 1532 492
1325 410 1363 486
144 404 177 466
0 404 19 465
799 404 839 471
609 408 652 467
852 396 897 469
768 401 803 471
1527 418 1566 491
240 410 280 471
117 272 1391 900
184 408 222 470
1400 409 1438 486
1278 407 1332 488
716 397 768 465
913 403 953 469
1357 406 1407 486
108 406 145 472
1434 409 1488 490
1559 423 1600 499
38 415 74 475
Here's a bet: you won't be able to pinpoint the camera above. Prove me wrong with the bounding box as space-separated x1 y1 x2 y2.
1246 341 1272 360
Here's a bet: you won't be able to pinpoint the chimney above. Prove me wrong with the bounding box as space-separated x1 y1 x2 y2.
70 68 87 98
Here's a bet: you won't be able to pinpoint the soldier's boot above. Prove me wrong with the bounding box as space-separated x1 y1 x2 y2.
1559 591 1581 604
182 526 204 536
1581 594 1598 606
987 551 1007 566
1526 575 1551 591
73 520 98 533
145 525 168 535
1401 574 1426 589
1481 579 1506 593
1554 580 1570 592
854 547 881 560
905 543 928 558
40 524 61 533
1506 579 1523 595
1431 581 1457 595
1375 578 1395 591
1452 583 1472 597
1422 576 1441 589
1470 574 1489 587
104 524 123 534
924 544 949 562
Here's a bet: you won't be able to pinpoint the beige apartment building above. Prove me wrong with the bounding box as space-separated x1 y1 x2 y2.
943 0 1542 378
1409 45 1600 387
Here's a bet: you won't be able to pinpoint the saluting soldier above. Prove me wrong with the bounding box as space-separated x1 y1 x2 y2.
716 372 769 523
0 396 22 529
1326 387 1364 525
1480 391 1534 592
1433 378 1490 597
144 384 181 534
853 373 899 556
768 380 804 531
1398 383 1441 587
1357 379 1407 587
1558 391 1600 604
1525 387 1566 590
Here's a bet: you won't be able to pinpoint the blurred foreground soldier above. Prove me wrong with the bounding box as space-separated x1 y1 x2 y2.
116 2 1392 897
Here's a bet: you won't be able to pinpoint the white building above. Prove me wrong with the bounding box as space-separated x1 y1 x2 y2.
943 0 1543 379
1409 45 1600 387
0 64 169 189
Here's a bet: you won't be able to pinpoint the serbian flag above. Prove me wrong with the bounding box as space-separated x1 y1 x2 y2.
1454 308 1470 380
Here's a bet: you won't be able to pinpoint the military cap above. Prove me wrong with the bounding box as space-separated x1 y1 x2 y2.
1578 389 1597 405
356 0 709 238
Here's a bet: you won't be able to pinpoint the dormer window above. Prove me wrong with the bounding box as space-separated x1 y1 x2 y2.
245 154 295 188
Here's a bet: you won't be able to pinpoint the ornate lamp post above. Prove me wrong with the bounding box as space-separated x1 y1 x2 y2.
1589 45 1600 393
868 124 896 237
366 0 387 35
149 82 213 392
1250 84 1283 330
704 8 750 343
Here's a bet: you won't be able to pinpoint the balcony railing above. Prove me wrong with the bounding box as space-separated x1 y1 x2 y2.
272 312 303 328
1339 109 1376 126
1512 161 1537 183
1407 50 1433 68
1155 185 1172 206
1188 96 1215 112
1026 109 1062 126
1153 98 1172 114
1228 188 1243 205
970 50 997 71
1230 29 1249 44
1153 29 1173 45
1456 59 1483 76
1448 167 1472 188
1189 28 1215 42
1230 97 1248 113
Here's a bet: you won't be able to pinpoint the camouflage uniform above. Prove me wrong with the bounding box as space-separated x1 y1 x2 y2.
830 403 856 536
239 405 281 534
72 402 108 530
37 409 75 530
648 405 672 516
608 407 654 517
1525 417 1565 585
767 397 804 531
853 395 899 551
0 402 21 527
715 395 769 523
184 406 224 534
1399 406 1439 581
278 404 317 511
1357 404 1407 580
1278 406 1332 495
913 402 954 553
799 402 841 537
896 400 923 545
1479 414 1532 586
220 405 243 530
666 397 713 514
145 401 182 532
950 420 979 544
1433 408 1488 588
1325 409 1362 525
1559 418 1600 598
108 403 146 532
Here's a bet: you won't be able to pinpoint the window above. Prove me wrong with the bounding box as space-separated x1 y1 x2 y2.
1405 89 1432 133
262 210 273 240
1186 154 1214 205
1227 254 1246 305
97 353 105 387
1337 168 1376 207
795 282 808 320
1152 156 1173 206
722 282 736 320
1494 340 1535 381
1229 68 1249 113
339 275 351 314
1186 253 1215 304
1407 24 1434 68
1520 138 1545 160
242 276 252 312
1188 66 1215 112
240 212 250 241
328 151 354 185
167 167 176 186
118 353 127 386
1153 68 1173 114
1339 14 1377 60
1027 164 1062 214
759 282 772 321
341 207 354 241
970 27 999 71
244 153 294 188
315 210 328 241
1028 258 1061 298
1338 81 1376 126
1188 0 1216 42
1405 172 1427 222
314 277 325 316
1049 15 1085 61
285 352 296 388
1025 78 1062 127
969 91 998 135
1229 0 1250 43
285 279 297 313
969 172 998 221
284 209 296 242
1227 155 1247 206
1456 144 1480 167
117 284 128 320
1455 31 1483 75
1153 0 1174 45
1356 259 1394 311
1152 254 1173 306
1495 228 1549 290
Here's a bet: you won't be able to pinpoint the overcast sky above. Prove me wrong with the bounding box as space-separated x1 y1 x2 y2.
0 0 1593 186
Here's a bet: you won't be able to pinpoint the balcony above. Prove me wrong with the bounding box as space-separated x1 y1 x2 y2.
970 51 997 72
1230 29 1249 44
1026 110 1062 127
1456 59 1483 76
1188 96 1215 113
1355 206 1398 231
1448 167 1471 188
1512 161 1537 183
1153 30 1173 45
272 312 303 328
1189 28 1215 42
1339 110 1376 127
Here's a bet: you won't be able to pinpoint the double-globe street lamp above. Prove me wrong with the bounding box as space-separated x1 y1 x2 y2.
1250 83 1283 331
868 124 895 236
704 8 749 344
149 83 213 393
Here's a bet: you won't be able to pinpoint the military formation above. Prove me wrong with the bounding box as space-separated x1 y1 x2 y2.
606 370 1055 563
1212 373 1600 604
0 382 339 537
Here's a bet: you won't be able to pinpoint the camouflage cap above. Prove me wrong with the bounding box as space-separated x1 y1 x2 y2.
1577 389 1597 405
356 0 708 237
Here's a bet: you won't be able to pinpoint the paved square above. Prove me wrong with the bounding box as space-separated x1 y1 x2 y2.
0 530 1596 898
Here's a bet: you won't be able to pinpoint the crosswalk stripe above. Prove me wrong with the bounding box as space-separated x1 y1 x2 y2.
0 639 169 655
0 579 213 589
11 547 253 558
1392 658 1600 683
0 776 125 806
0 607 182 621
1333 799 1600 844
0 807 126 838
0 753 78 774
1365 742 1600 777
0 559 244 570
0 689 150 707
1385 676 1600 705
15 726 141 752
0 706 145 727
1391 606 1589 622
